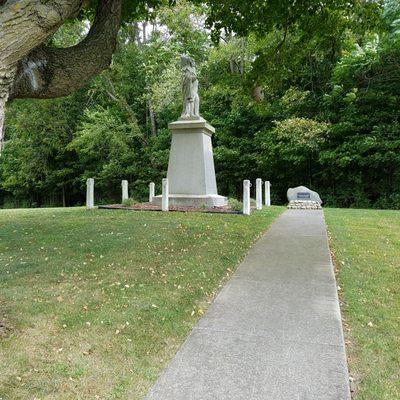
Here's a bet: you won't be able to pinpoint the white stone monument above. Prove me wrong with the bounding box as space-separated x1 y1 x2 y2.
162 178 169 212
86 178 94 210
287 186 322 204
243 180 251 215
122 180 129 202
149 182 155 203
256 178 262 210
152 55 227 208
287 185 322 209
265 180 271 207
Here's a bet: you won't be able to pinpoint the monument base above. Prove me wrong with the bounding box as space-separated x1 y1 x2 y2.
152 194 227 208
152 118 226 208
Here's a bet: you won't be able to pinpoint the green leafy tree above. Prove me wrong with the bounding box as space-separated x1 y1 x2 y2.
0 90 90 206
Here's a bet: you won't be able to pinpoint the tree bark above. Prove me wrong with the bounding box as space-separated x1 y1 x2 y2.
0 1 85 71
142 21 147 43
10 0 122 99
240 37 246 75
0 66 16 152
252 85 264 102
62 184 66 207
148 99 157 137
133 22 141 44
0 95 7 152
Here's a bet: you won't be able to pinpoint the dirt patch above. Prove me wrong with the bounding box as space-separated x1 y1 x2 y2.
99 203 244 214
0 320 13 338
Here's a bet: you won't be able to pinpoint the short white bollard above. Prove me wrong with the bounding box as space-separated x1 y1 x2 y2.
265 180 271 206
243 179 251 215
162 178 169 212
86 178 94 210
256 178 262 210
149 182 155 203
122 180 129 202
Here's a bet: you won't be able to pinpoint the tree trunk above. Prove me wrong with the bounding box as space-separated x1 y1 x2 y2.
240 37 246 75
229 59 236 74
62 184 66 207
142 21 147 43
148 100 157 137
133 22 141 44
0 66 16 153
0 96 6 153
252 85 264 102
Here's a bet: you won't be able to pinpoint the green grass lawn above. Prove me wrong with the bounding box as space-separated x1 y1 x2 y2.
325 208 400 400
0 206 283 400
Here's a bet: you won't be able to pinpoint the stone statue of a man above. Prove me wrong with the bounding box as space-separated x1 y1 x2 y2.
181 55 200 119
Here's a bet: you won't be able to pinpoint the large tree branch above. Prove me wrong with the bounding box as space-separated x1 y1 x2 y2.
9 0 122 100
0 1 86 69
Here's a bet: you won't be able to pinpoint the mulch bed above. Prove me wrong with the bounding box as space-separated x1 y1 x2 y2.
99 203 243 214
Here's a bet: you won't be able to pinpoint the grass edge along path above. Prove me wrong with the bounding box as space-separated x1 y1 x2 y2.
325 208 400 400
0 206 284 400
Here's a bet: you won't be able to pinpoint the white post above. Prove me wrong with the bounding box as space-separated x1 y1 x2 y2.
256 178 262 210
264 180 271 206
149 182 155 203
86 178 94 210
121 180 129 202
243 180 251 215
162 178 169 211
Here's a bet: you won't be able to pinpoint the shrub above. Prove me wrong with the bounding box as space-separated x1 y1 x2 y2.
228 197 243 212
122 198 137 207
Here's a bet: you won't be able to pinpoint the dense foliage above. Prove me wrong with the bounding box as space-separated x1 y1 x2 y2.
1 0 399 208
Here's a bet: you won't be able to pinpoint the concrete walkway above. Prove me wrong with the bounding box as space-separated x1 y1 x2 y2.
145 210 351 400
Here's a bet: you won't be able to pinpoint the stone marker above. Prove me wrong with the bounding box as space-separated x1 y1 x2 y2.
256 178 262 210
86 178 94 210
162 178 169 212
151 55 227 208
264 180 271 207
287 186 322 204
121 180 129 202
149 182 155 203
243 180 251 215
287 185 322 209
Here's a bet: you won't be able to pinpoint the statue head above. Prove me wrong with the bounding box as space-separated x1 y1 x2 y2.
181 54 196 69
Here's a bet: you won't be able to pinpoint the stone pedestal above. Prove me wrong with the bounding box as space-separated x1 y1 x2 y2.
121 180 129 202
149 182 155 203
265 180 271 206
86 178 94 210
243 179 251 215
152 118 227 207
162 178 169 211
256 178 262 210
